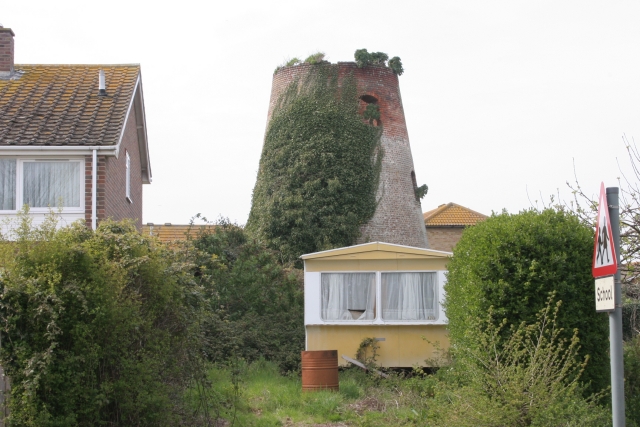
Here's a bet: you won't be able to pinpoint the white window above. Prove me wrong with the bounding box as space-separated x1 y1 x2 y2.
0 159 16 210
125 152 131 203
0 158 83 212
321 273 376 321
381 272 438 321
316 271 440 324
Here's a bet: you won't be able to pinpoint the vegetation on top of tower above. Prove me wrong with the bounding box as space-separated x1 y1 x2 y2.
303 51 325 64
355 49 404 75
274 52 326 74
247 64 383 265
273 50 404 76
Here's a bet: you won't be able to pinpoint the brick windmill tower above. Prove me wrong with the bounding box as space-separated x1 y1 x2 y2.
261 61 429 249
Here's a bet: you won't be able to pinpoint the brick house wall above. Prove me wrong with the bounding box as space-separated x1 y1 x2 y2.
84 110 143 229
266 62 428 248
425 227 464 253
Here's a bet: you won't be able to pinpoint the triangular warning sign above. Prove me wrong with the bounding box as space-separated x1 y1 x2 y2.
592 182 617 277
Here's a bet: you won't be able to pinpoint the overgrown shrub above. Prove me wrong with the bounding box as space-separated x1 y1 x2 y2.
626 334 640 426
388 56 404 75
425 296 610 426
304 52 325 64
354 49 387 67
0 215 207 426
445 208 610 395
247 65 382 263
354 49 403 75
191 219 305 372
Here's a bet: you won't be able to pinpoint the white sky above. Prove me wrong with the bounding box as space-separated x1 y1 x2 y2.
4 1 640 224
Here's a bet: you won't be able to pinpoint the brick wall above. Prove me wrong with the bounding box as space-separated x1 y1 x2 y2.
425 227 464 253
84 109 143 229
0 26 14 74
266 62 428 248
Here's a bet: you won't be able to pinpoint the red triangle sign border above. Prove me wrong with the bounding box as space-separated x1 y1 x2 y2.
592 182 618 278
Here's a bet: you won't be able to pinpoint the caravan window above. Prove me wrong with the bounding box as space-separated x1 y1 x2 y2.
321 273 376 321
381 272 438 321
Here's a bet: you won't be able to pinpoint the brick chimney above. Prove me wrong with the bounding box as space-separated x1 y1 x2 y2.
0 24 15 77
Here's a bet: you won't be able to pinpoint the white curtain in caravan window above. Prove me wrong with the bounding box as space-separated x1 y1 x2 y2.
0 159 16 210
321 273 376 321
23 162 80 208
381 272 438 320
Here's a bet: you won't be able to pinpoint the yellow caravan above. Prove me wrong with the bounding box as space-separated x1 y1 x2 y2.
302 242 451 367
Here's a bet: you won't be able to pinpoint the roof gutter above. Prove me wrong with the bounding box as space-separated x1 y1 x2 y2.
0 145 118 156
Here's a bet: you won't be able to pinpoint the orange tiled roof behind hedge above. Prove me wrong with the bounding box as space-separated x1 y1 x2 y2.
423 202 488 227
141 224 217 243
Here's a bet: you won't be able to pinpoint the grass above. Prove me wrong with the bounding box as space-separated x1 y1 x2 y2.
187 359 428 426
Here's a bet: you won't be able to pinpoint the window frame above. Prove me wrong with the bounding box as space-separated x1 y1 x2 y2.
0 157 85 214
380 271 439 322
125 151 132 203
316 270 441 325
320 272 377 322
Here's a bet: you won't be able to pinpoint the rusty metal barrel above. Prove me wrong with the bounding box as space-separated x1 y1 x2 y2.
301 350 339 392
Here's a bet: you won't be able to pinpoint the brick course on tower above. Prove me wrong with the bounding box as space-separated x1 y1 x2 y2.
265 62 428 249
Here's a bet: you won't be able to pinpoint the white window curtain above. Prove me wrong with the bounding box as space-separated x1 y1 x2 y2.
381 272 438 321
23 161 80 208
0 159 16 210
321 273 376 321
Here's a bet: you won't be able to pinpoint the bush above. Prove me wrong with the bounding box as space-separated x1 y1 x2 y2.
425 296 611 426
354 49 403 75
626 334 640 426
191 219 305 372
0 216 207 426
445 208 610 395
388 56 404 75
354 49 388 68
304 52 325 64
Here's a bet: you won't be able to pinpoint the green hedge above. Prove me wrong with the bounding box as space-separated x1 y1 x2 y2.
192 220 305 372
445 209 610 395
0 218 207 426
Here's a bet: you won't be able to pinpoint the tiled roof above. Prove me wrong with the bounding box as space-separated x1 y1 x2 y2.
141 224 217 243
0 64 139 146
423 202 488 227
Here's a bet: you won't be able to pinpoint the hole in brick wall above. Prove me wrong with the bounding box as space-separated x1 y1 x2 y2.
360 94 378 104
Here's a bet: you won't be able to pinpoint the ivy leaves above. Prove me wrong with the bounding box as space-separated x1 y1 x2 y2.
247 65 382 264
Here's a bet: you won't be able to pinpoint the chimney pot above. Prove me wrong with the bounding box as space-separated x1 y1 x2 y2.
98 69 107 96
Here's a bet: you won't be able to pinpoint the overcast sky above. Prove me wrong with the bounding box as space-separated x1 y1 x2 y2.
4 1 640 224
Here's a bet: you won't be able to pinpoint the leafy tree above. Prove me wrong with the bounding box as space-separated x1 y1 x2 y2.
445 208 610 395
0 215 208 426
247 65 382 264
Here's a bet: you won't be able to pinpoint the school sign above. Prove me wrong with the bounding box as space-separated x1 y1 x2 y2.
593 183 618 312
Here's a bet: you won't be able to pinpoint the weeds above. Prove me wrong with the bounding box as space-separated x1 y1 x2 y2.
186 360 426 426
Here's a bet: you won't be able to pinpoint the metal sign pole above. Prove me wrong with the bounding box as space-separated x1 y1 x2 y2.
607 187 625 426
